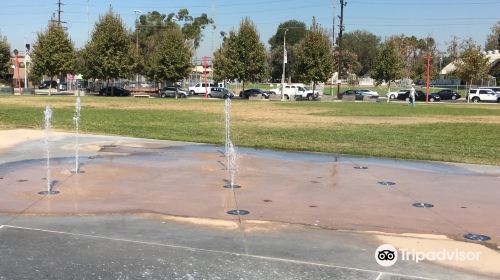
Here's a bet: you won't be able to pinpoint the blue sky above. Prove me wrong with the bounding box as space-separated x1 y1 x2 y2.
1 0 499 59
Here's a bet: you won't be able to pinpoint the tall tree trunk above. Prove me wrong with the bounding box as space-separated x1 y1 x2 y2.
48 77 53 97
386 81 391 102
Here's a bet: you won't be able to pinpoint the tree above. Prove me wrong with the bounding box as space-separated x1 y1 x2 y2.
485 21 500 51
385 35 439 81
453 43 490 101
80 10 135 95
294 19 334 92
134 9 213 79
31 22 75 95
268 20 307 82
213 18 267 92
370 41 402 92
213 31 239 82
145 27 192 98
342 30 380 76
0 33 10 83
333 49 361 78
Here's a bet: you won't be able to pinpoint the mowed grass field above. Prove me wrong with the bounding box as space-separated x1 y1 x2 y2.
0 96 499 165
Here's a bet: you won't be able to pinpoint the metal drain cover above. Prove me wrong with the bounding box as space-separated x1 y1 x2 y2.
413 202 434 208
223 184 241 189
378 181 396 186
38 190 60 195
227 210 249 216
463 233 491 242
354 166 368 170
17 179 28 182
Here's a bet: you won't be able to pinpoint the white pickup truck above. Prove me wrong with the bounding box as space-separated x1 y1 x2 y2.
189 82 225 95
271 84 321 100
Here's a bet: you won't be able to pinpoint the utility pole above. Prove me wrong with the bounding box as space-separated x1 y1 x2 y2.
336 0 346 99
331 0 336 96
134 10 143 88
281 29 288 101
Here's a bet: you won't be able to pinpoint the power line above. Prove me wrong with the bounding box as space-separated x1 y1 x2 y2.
51 0 67 26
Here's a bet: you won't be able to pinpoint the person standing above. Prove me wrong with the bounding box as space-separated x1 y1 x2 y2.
409 83 416 107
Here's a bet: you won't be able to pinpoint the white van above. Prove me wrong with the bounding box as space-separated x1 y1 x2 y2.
189 82 225 95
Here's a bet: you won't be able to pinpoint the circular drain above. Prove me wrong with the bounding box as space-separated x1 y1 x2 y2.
70 170 86 174
38 190 60 195
263 200 272 203
354 166 368 170
227 210 249 216
378 181 395 186
463 233 491 242
309 205 318 208
412 202 434 208
223 184 241 189
0 177 3 180
17 179 28 182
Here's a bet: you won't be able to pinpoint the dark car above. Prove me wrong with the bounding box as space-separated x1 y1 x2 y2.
239 88 270 99
397 90 441 102
99 87 131 97
158 86 189 98
38 80 58 89
341 90 364 100
434 89 461 100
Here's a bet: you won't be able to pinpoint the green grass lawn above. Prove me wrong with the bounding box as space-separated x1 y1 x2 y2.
0 96 499 165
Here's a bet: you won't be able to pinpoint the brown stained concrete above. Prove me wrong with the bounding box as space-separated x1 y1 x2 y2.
1 141 499 247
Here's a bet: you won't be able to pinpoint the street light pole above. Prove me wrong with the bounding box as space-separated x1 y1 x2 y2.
336 0 346 99
281 28 288 101
134 10 143 88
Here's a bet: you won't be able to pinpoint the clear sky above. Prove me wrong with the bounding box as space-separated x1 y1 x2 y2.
1 0 499 58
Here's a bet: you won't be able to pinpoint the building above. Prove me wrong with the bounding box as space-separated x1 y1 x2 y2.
439 50 500 86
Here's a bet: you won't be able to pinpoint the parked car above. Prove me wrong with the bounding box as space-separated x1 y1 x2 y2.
189 82 225 95
99 87 131 97
468 88 500 103
283 84 320 100
158 86 190 98
38 80 57 89
341 90 364 100
59 82 68 91
240 88 270 99
208 87 234 99
397 90 441 102
356 89 379 98
387 90 407 100
434 89 461 100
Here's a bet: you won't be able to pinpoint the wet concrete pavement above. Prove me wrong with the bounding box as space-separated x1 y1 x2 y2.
0 130 499 279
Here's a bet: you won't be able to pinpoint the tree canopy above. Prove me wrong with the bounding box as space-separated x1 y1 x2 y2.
342 30 380 76
0 34 10 83
31 22 75 94
80 10 135 86
145 26 192 94
485 21 500 51
268 20 307 82
384 35 439 80
295 18 334 90
370 41 402 90
453 43 490 87
213 18 267 92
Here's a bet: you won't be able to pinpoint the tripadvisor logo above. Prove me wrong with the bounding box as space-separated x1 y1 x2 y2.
375 244 481 267
375 244 398 267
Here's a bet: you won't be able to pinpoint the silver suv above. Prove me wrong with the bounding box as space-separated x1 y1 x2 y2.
468 88 500 103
